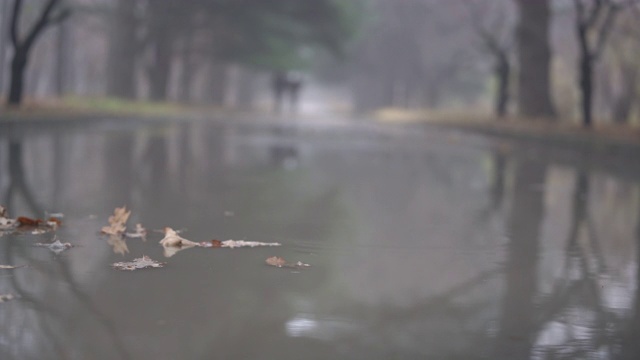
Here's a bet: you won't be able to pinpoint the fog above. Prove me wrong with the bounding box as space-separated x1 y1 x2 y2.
0 0 638 124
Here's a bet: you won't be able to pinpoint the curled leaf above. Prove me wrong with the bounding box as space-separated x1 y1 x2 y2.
159 227 200 257
159 227 199 247
112 256 165 271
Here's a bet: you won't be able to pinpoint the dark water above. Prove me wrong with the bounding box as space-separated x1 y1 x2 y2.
1 118 639 360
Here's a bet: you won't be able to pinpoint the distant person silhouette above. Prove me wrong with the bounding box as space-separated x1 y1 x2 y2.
288 72 303 114
271 71 287 114
271 71 304 114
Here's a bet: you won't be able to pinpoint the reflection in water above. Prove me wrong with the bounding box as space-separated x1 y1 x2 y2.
495 159 546 358
3 142 43 216
0 121 640 359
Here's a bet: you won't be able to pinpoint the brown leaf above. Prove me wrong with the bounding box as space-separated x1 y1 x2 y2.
17 216 42 227
101 206 131 235
47 218 62 226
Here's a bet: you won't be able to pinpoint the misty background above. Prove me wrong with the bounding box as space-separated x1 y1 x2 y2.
0 0 639 125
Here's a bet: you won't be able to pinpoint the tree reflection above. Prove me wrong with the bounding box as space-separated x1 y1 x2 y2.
0 138 133 360
2 142 44 216
494 159 546 358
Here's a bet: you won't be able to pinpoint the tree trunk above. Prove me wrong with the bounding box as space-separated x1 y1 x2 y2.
208 62 227 106
579 54 594 127
495 54 510 118
148 33 171 102
54 21 69 97
612 65 637 124
8 48 27 105
0 0 9 95
106 0 137 99
513 0 556 118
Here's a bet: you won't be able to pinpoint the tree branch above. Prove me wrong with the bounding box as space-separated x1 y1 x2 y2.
23 0 61 50
593 3 620 58
49 8 72 25
585 0 604 28
9 0 22 48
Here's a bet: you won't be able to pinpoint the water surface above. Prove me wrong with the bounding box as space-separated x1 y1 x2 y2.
1 118 639 359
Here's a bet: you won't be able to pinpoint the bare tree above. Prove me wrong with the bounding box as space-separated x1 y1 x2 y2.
464 0 514 118
0 0 10 95
512 0 556 118
7 0 70 106
574 0 625 127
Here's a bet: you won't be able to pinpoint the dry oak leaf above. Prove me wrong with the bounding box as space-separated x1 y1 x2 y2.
112 256 165 271
101 206 131 235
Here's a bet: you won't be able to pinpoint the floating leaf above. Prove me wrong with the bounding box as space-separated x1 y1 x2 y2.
159 227 199 247
0 206 17 231
0 207 59 234
0 294 15 303
265 256 310 269
112 256 165 271
221 240 281 249
159 227 199 257
17 216 42 226
0 265 25 270
34 239 74 254
101 206 131 235
125 223 147 240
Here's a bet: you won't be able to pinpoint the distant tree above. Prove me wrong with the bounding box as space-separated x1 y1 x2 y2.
573 0 633 127
607 10 640 124
6 0 70 106
464 0 514 118
512 0 556 118
106 0 138 99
